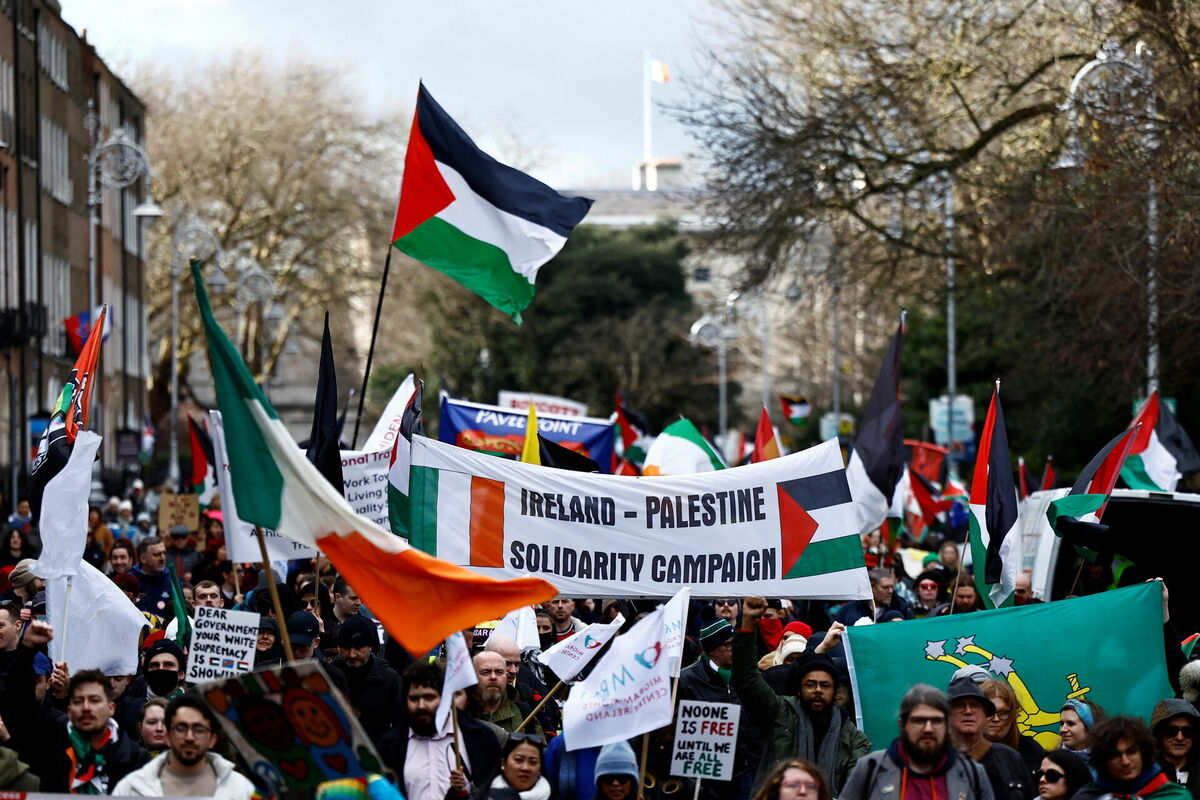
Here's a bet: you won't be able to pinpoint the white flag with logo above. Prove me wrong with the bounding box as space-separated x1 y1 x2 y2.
493 604 540 651
538 613 624 683
663 587 691 677
436 631 478 731
562 605 673 750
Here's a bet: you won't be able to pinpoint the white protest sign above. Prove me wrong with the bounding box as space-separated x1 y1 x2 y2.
340 448 391 529
363 374 416 453
498 390 588 418
185 605 259 683
492 604 541 651
436 632 478 731
211 411 318 563
664 587 691 677
538 613 624 683
670 700 741 781
562 606 673 751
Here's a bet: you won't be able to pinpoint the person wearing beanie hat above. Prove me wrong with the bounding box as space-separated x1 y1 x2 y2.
329 615 402 743
593 741 638 800
6 558 43 605
1150 699 1200 796
912 569 947 618
735 597 870 794
679 617 755 800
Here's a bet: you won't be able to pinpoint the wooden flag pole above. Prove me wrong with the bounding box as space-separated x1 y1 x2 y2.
351 247 394 448
450 705 464 769
638 733 652 800
254 526 295 663
515 680 564 733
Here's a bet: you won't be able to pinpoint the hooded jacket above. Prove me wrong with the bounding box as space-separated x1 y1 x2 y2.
112 750 255 800
1074 764 1192 800
1152 699 1200 799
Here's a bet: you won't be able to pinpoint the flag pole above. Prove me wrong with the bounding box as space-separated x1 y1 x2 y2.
515 680 564 733
254 526 295 662
638 732 652 800
642 50 654 191
351 247 395 449
450 705 464 769
60 576 74 657
948 535 966 616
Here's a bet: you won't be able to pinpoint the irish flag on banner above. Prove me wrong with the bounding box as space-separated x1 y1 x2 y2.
1121 391 1200 492
392 84 593 323
191 262 555 653
642 418 725 475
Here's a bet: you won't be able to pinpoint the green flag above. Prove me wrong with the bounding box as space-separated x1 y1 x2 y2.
167 563 191 649
845 582 1171 749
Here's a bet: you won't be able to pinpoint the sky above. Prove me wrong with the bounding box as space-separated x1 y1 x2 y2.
63 0 722 189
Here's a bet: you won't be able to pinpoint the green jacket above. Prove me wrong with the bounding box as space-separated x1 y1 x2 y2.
0 745 39 792
480 685 544 738
731 630 871 792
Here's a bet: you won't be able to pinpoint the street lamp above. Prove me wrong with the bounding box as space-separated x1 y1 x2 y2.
689 311 738 440
1056 38 1160 396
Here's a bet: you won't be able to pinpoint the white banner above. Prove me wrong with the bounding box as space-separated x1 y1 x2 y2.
363 374 416 453
498 390 588 418
340 449 391 530
436 632 478 731
211 411 318 563
185 605 258 683
663 587 691 677
492 604 540 651
409 436 870 599
537 613 624 683
562 605 673 750
670 700 741 781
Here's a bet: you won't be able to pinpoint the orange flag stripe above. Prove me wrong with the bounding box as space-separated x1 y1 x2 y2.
469 476 506 567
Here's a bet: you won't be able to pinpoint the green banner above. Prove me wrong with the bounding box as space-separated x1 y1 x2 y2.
845 582 1171 749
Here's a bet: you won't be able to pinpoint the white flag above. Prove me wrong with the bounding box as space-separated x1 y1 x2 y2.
663 587 691 677
562 605 673 750
436 632 478 731
34 431 102 580
538 613 624 683
493 604 540 651
47 560 148 675
363 373 416 453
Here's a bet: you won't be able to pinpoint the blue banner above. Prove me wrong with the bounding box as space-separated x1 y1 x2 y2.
438 394 615 472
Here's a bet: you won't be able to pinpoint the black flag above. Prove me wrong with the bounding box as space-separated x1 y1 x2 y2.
305 313 344 493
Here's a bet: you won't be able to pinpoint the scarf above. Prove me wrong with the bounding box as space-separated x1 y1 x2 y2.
1096 764 1173 799
491 773 552 800
798 702 842 785
706 657 732 685
66 718 118 794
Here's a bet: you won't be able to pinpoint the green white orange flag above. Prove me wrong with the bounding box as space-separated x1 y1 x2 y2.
642 418 725 475
192 262 555 653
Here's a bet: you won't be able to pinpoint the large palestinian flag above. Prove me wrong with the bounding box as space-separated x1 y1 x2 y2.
1046 425 1139 553
846 316 906 535
1121 391 1200 492
391 84 593 322
192 262 555 653
968 383 1020 609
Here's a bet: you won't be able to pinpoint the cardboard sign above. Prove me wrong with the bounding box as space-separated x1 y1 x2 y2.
199 660 383 791
185 606 259 683
158 492 199 533
340 449 391 530
670 700 740 780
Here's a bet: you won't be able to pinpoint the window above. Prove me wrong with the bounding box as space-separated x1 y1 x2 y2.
37 20 68 92
693 266 711 283
0 57 13 147
121 289 145 377
39 117 72 205
22 219 36 302
41 253 70 356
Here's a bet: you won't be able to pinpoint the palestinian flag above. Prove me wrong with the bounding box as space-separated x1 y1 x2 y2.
846 315 906 536
779 394 811 428
752 407 782 463
1047 425 1140 553
1018 457 1031 499
392 84 593 323
642 418 725 475
968 382 1020 609
1121 391 1200 491
167 563 191 647
140 412 156 465
1040 456 1056 490
188 417 218 506
192 262 555 653
613 393 652 469
387 379 424 539
29 306 107 518
895 467 954 542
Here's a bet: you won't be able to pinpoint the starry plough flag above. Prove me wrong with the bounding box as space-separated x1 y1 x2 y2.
844 583 1171 747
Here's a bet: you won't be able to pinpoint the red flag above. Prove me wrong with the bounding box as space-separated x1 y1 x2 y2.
1018 457 1030 499
751 407 781 463
1040 456 1056 490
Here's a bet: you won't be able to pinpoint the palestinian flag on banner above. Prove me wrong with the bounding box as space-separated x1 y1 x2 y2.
846 314 906 535
192 262 554 653
779 394 811 429
752 407 782 463
29 306 107 518
387 379 424 538
1041 456 1056 490
391 83 593 323
1046 425 1140 554
188 417 218 506
968 382 1020 609
642 418 725 476
1121 391 1200 491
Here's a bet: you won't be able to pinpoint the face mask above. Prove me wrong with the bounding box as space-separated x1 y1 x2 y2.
145 669 180 697
539 632 556 651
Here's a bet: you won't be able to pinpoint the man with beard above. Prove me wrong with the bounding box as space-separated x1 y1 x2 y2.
113 694 254 799
841 684 992 800
379 660 501 800
484 634 557 734
329 615 402 744
473 650 542 736
947 678 1028 800
58 669 149 793
735 596 870 793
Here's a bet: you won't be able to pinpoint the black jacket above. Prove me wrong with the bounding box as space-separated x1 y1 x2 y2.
330 653 404 744
379 713 502 797
974 741 1030 800
53 722 150 794
678 657 760 799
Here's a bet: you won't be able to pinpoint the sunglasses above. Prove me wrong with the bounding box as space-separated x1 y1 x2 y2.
510 732 545 745
1164 725 1195 739
1034 769 1065 784
714 599 737 606
918 581 939 590
600 776 634 785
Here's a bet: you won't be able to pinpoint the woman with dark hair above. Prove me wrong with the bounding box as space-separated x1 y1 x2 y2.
983 679 1047 773
1074 716 1190 800
473 734 553 800
0 528 30 568
750 760 830 800
1035 751 1093 800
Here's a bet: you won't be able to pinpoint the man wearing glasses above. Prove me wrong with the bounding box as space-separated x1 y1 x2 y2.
113 694 254 799
840 684 993 800
1151 699 1200 796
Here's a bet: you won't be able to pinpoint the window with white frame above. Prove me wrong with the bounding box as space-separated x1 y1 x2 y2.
0 57 13 147
123 290 144 377
39 117 72 206
42 253 70 356
22 219 36 302
37 20 68 92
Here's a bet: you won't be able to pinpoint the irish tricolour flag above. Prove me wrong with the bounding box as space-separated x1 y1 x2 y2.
392 84 593 322
642 418 725 475
1121 391 1200 492
192 262 555 654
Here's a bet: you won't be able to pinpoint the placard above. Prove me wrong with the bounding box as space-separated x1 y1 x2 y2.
185 605 258 682
158 492 199 533
670 700 740 780
340 449 391 530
